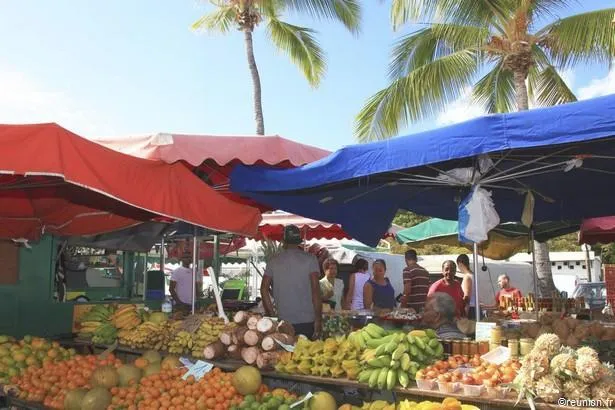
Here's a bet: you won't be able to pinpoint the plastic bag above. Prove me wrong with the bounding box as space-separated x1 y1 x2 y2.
458 187 500 243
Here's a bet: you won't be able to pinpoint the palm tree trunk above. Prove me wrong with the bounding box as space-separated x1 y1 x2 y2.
244 29 265 135
513 68 557 296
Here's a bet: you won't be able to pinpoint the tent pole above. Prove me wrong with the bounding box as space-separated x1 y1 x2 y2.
160 237 165 272
530 228 539 319
213 234 220 288
584 244 592 282
473 243 480 322
192 226 198 315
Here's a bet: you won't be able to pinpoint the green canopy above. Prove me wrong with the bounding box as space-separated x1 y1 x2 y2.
396 219 579 260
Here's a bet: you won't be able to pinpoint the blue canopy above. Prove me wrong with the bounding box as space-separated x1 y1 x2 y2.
231 94 615 246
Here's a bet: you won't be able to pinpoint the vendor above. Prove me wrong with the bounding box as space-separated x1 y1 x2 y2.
169 254 202 311
344 258 370 310
363 259 396 310
260 226 322 339
427 260 465 317
457 254 477 318
319 258 344 311
422 292 466 339
495 274 522 306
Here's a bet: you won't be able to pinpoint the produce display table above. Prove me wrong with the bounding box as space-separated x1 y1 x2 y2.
60 339 605 410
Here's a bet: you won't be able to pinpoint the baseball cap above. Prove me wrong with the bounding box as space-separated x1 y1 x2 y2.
283 225 302 244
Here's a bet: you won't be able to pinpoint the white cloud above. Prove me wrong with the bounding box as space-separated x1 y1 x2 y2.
436 87 485 126
577 69 615 100
0 68 109 136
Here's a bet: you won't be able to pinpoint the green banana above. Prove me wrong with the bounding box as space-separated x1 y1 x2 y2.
392 344 407 360
414 336 426 350
400 353 411 371
434 343 444 358
423 345 436 357
386 368 397 390
356 332 366 349
374 343 388 356
364 323 386 338
377 367 389 389
389 360 400 369
368 368 380 388
415 351 426 363
428 338 440 349
367 355 391 368
398 371 410 388
366 334 397 348
406 334 415 345
358 369 373 383
384 340 397 354
360 329 374 341
409 345 418 356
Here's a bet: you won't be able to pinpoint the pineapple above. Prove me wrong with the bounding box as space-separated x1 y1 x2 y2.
534 375 563 403
576 355 605 384
591 376 615 401
576 346 599 359
563 379 590 400
522 351 550 380
533 333 561 358
550 353 577 378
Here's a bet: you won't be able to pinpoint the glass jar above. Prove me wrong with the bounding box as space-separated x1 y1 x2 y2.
520 338 534 356
490 326 502 345
509 339 519 358
469 341 478 356
478 341 489 355
452 339 462 356
490 342 500 352
461 338 471 356
442 339 452 356
500 338 508 347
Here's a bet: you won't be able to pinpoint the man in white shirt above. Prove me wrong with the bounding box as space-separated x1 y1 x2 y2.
169 255 201 308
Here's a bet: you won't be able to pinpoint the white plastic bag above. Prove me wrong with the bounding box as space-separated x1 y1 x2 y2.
459 187 500 243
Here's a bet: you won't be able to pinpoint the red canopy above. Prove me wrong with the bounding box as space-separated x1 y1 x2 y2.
579 217 615 245
0 124 262 240
257 212 401 241
167 237 246 260
91 133 330 210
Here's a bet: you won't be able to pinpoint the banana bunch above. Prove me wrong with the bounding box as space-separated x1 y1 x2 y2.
357 328 444 391
191 318 232 357
360 400 395 410
77 305 113 338
92 322 118 344
168 330 194 354
110 304 142 329
347 323 388 350
118 321 162 349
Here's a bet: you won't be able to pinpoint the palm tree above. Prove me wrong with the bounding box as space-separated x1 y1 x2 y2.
193 0 361 135
356 0 614 295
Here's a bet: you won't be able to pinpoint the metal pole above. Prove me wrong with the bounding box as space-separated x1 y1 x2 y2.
530 229 539 319
142 253 147 302
473 242 480 322
213 234 220 288
160 237 166 272
192 226 198 315
584 244 592 282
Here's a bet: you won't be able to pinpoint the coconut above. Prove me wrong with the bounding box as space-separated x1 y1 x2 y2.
574 324 591 340
90 366 119 389
563 379 590 400
64 389 87 410
576 355 604 383
590 322 605 339
81 387 112 410
552 320 569 341
565 317 578 330
117 365 142 387
526 323 541 339
535 375 562 403
565 335 580 348
534 333 561 358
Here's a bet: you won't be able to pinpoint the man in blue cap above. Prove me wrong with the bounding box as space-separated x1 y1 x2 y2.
260 225 322 339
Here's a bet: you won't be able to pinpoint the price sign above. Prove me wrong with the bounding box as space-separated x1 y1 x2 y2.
274 338 295 352
475 321 497 341
290 392 313 408
182 360 214 381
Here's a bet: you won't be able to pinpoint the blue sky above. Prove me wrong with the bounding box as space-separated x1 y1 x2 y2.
0 0 613 152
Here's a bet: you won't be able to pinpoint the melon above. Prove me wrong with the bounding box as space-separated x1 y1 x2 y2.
141 349 161 364
117 364 142 387
143 362 161 377
148 312 168 324
232 366 262 395
161 355 182 370
309 391 336 410
90 366 119 388
64 388 87 410
81 387 112 410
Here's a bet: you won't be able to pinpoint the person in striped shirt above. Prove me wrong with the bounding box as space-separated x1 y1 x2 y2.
400 249 430 313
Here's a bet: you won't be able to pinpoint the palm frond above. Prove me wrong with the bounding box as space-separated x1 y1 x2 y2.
192 5 237 33
389 24 489 79
267 19 326 87
355 50 480 142
389 0 513 30
538 8 615 68
283 0 361 34
531 65 577 107
472 61 516 113
522 0 575 19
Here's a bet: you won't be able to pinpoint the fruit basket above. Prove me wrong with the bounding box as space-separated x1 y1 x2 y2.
436 380 460 394
485 385 511 399
461 384 484 397
415 378 437 391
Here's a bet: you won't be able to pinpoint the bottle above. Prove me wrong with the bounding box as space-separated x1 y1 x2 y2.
161 297 173 314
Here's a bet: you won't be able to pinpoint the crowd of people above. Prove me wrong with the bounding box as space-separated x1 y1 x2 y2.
258 225 523 339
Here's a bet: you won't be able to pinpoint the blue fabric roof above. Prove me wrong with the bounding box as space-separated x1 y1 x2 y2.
231 95 615 246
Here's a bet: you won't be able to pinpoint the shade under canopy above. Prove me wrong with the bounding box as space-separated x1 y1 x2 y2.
231 95 615 246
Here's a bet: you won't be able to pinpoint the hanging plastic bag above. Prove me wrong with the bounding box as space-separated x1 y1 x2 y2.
458 186 500 244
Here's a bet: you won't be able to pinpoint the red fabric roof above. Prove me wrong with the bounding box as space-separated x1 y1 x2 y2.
0 124 262 240
579 217 615 245
91 133 330 211
257 212 401 241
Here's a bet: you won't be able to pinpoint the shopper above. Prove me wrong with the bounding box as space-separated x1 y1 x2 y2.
319 258 344 311
363 259 396 310
422 292 466 339
427 260 465 317
457 254 477 318
260 226 322 339
344 258 371 310
169 254 202 311
400 249 430 312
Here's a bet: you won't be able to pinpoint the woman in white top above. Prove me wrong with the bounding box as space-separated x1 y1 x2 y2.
344 258 371 310
457 254 476 318
319 258 344 311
